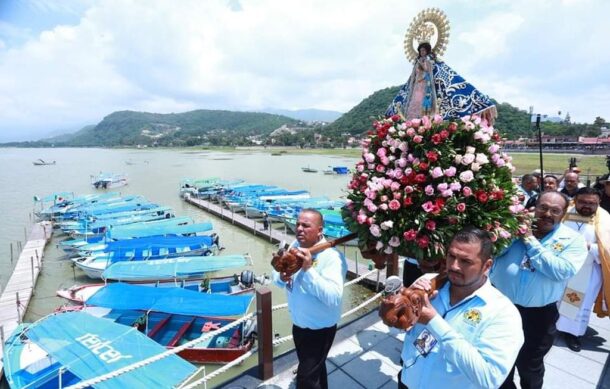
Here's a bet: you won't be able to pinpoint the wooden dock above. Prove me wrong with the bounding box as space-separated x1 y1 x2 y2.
184 196 389 288
0 221 53 377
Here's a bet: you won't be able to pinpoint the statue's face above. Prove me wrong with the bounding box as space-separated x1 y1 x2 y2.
419 47 428 56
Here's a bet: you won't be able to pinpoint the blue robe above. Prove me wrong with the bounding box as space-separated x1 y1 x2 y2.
387 61 496 121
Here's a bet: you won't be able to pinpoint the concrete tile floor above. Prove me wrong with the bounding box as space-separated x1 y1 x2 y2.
254 312 610 389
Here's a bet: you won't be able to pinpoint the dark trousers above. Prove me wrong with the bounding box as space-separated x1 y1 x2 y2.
403 259 423 287
500 303 559 389
397 369 409 389
293 324 337 389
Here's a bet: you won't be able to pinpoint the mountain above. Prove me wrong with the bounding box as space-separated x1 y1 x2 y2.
260 108 343 122
54 109 300 147
322 87 598 139
323 86 400 136
41 125 96 143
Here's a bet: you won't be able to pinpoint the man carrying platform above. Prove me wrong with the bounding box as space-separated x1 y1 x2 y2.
391 227 524 389
491 191 588 388
271 209 347 389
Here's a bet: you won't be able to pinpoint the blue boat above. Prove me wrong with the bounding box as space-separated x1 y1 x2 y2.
73 283 257 363
58 216 195 253
101 254 250 281
57 271 264 302
72 236 219 278
3 311 196 389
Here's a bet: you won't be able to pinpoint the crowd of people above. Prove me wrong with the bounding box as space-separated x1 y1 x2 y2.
269 167 610 389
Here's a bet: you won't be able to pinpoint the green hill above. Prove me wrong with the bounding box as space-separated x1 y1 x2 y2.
65 109 300 147
323 88 598 139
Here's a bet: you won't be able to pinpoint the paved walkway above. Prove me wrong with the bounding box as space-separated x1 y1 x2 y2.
222 309 610 389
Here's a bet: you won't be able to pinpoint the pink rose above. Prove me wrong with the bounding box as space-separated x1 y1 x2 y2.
437 183 448 191
463 187 473 197
390 181 401 192
488 144 500 154
413 135 423 144
449 182 461 191
422 201 435 213
425 220 436 230
405 186 414 194
369 224 381 237
367 203 378 213
456 203 466 212
379 203 388 211
389 236 401 247
376 165 385 173
444 166 457 177
376 148 387 157
431 167 444 178
459 170 474 183
462 153 475 165
410 118 421 128
406 128 416 137
364 153 375 163
389 199 401 211
425 185 435 196
356 214 367 224
442 189 453 197
433 114 443 124
422 115 431 129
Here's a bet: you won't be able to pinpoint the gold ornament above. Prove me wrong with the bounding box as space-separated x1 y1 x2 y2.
403 8 451 63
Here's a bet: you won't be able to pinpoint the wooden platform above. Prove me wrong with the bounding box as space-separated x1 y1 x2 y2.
0 221 53 377
184 196 389 288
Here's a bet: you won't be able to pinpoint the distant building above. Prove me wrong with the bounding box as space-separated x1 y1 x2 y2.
530 114 564 124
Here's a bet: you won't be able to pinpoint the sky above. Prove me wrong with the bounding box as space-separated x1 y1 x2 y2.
0 0 609 142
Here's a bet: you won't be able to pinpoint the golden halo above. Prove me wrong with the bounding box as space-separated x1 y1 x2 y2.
403 8 450 63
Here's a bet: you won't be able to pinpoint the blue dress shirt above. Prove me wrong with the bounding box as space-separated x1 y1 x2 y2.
400 280 523 389
490 224 587 307
272 239 347 329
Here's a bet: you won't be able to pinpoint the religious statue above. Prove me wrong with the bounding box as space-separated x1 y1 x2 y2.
387 8 497 125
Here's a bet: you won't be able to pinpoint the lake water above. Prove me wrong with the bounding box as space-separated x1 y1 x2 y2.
0 147 376 387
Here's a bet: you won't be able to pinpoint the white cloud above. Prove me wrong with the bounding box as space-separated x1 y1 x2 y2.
0 0 608 140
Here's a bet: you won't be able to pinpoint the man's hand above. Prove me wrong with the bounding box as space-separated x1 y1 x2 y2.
279 272 292 283
297 248 313 271
418 292 438 325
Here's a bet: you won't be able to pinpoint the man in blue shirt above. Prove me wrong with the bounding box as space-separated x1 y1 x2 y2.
491 191 587 388
396 226 524 389
272 209 347 389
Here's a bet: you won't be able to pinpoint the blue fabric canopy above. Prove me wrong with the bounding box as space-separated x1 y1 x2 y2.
99 235 216 252
24 311 195 389
108 221 212 240
102 255 248 281
86 283 253 317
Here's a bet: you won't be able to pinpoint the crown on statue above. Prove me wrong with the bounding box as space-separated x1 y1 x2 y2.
404 8 451 63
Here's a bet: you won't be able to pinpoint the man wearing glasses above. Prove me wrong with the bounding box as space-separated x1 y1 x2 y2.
491 191 588 389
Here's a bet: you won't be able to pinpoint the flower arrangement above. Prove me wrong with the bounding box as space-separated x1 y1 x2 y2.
343 114 526 263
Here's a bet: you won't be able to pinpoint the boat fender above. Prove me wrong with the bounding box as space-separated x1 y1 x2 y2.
243 319 257 340
202 321 221 332
215 336 229 348
240 270 254 288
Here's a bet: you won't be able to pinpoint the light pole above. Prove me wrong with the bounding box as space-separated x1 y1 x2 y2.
536 113 545 191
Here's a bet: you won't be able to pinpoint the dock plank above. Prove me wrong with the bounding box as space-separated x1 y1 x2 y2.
0 221 52 378
184 196 388 288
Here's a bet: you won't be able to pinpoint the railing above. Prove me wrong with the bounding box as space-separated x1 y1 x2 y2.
66 267 388 389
